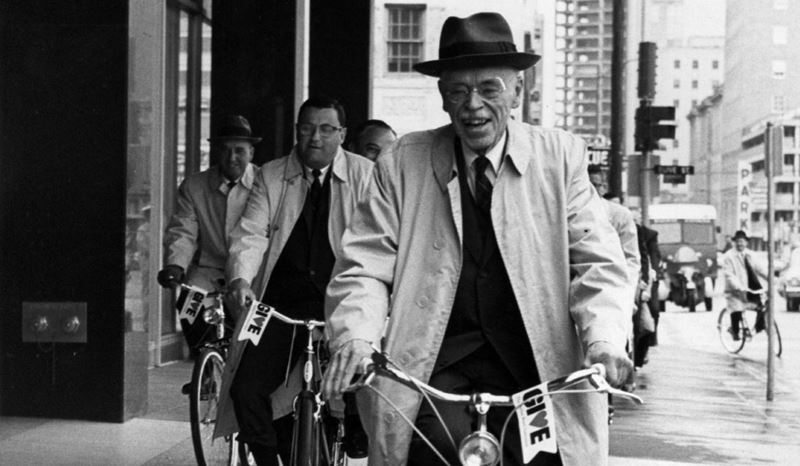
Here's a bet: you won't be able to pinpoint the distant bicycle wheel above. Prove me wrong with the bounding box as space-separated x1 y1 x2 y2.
717 308 746 354
190 347 231 466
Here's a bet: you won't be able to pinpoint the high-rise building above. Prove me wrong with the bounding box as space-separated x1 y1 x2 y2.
554 0 614 144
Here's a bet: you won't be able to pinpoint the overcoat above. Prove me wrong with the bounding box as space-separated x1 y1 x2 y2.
164 163 256 289
721 247 766 311
214 147 373 438
326 121 631 466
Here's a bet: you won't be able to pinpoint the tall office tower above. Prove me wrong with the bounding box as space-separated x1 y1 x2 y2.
554 0 614 146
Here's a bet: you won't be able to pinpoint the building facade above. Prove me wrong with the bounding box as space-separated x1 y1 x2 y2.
641 0 725 200
687 87 725 221
0 0 372 421
716 0 800 246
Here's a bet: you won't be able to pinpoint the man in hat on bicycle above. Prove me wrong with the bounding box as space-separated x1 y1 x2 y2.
721 230 767 339
158 115 260 365
323 11 633 466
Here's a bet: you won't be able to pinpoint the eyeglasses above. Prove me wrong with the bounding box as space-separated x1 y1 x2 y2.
296 123 343 138
441 77 508 105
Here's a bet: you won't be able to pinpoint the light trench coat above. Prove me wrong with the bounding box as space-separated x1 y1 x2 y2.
164 163 256 290
721 247 766 311
325 121 631 466
213 147 373 439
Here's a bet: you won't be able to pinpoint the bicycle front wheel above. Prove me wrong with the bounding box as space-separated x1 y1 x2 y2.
717 308 746 354
190 347 232 466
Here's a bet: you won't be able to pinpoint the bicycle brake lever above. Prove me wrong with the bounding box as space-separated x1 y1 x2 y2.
591 374 644 404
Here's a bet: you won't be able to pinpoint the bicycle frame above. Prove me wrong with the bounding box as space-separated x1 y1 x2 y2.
349 350 642 466
238 300 344 466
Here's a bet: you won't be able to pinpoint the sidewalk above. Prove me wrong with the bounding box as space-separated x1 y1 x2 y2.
609 308 800 465
1 309 799 465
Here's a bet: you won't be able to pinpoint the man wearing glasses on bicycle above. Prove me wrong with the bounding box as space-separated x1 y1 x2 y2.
323 12 633 466
215 97 373 466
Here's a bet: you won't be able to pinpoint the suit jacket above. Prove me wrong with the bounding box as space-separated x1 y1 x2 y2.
325 120 631 466
163 164 256 288
214 147 373 438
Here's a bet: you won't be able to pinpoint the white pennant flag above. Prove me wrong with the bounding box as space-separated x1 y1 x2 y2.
237 300 274 346
513 381 558 463
176 285 207 325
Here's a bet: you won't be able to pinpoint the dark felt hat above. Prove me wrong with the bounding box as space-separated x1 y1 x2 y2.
413 12 540 77
733 230 749 241
208 115 262 143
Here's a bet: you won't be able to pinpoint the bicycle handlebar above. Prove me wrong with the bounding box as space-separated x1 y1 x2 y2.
261 305 325 328
349 351 641 405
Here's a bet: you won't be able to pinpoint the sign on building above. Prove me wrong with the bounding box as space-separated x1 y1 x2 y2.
738 161 752 232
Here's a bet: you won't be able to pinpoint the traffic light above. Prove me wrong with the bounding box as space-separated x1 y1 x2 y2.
635 105 676 152
638 42 657 100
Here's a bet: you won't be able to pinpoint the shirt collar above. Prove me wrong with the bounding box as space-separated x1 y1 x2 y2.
305 163 331 182
460 130 507 174
217 163 254 193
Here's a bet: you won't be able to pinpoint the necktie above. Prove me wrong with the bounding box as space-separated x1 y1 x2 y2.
309 168 322 206
473 156 492 216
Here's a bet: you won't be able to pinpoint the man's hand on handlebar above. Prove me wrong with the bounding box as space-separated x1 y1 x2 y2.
226 278 255 322
156 265 184 289
583 340 633 388
322 339 374 401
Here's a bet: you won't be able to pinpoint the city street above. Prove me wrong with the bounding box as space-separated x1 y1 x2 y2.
3 294 800 465
609 296 800 465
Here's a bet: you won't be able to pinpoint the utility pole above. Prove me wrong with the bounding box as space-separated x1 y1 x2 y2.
764 122 782 401
609 0 625 198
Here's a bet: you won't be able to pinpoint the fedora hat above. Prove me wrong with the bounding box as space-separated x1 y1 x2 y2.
733 230 749 241
413 12 540 77
208 115 262 143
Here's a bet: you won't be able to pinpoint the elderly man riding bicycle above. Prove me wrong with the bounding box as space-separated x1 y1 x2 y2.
323 11 633 466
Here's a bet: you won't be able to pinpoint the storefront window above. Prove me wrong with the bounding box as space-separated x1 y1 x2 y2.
127 0 211 366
